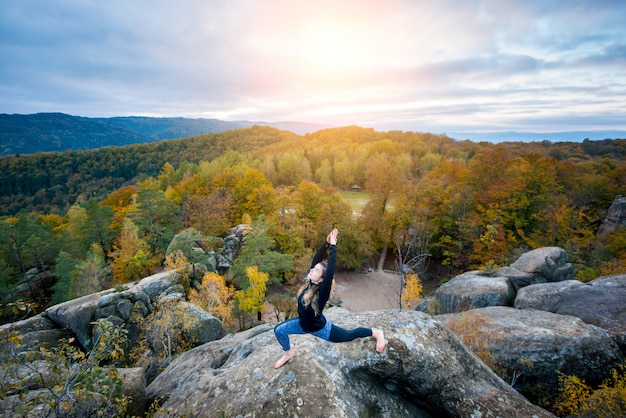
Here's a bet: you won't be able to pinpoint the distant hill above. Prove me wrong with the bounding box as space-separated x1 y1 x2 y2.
449 130 626 143
0 113 331 156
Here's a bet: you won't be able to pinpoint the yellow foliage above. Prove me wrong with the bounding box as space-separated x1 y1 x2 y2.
445 313 498 371
553 372 592 416
189 272 235 325
234 266 269 328
553 364 626 417
401 273 423 310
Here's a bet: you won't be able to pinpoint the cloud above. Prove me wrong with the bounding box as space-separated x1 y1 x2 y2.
0 0 625 132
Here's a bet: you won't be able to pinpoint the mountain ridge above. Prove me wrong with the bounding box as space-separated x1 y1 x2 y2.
0 113 331 156
1 112 625 156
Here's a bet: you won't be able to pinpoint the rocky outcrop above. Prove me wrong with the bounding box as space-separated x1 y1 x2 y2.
515 274 626 352
497 246 575 290
165 225 248 276
438 307 623 398
147 308 555 418
2 268 229 417
0 314 73 358
43 270 186 351
598 195 626 235
435 272 514 313
514 279 586 312
432 247 575 314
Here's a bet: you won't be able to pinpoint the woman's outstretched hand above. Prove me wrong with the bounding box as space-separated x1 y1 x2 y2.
327 228 338 245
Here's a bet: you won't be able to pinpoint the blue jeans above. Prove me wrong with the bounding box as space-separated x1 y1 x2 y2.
274 317 332 351
274 317 372 351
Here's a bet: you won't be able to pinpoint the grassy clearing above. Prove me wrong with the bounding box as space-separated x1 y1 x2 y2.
339 190 397 213
339 190 371 212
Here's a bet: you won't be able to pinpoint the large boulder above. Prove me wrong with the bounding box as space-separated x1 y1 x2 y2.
597 195 626 235
0 313 75 358
438 307 623 400
43 270 181 351
498 247 575 290
515 275 626 352
514 280 587 312
434 272 515 314
119 367 147 418
146 309 555 418
44 290 111 350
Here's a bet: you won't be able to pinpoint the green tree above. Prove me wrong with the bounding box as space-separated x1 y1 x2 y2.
69 244 112 299
276 152 312 186
315 158 333 188
0 258 18 302
230 217 293 288
131 186 182 256
51 251 78 305
1 317 129 417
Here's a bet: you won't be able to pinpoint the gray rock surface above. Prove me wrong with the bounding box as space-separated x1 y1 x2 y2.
514 280 587 312
597 195 626 235
507 246 575 283
438 307 623 395
147 309 555 418
515 275 626 352
434 272 515 314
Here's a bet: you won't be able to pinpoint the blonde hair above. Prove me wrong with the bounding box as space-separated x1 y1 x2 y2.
298 261 327 315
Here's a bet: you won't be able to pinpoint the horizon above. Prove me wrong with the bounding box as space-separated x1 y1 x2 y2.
3 111 626 144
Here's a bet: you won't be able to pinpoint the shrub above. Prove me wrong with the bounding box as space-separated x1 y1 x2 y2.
552 364 626 417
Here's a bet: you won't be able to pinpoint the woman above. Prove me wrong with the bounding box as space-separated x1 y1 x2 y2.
273 228 385 368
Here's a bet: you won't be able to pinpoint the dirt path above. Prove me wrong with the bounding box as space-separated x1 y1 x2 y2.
332 270 401 312
261 270 402 323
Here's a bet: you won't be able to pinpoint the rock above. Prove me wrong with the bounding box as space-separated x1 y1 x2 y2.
45 290 112 350
514 280 587 312
143 277 176 302
597 195 626 235
516 275 626 352
556 275 626 350
176 302 228 345
494 265 538 291
434 272 515 314
120 367 147 417
438 307 623 398
0 313 56 334
147 309 555 418
508 247 575 282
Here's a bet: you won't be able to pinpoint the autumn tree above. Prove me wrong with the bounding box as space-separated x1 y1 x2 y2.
108 217 159 284
234 266 269 329
232 168 277 220
131 297 198 373
189 272 235 325
99 185 138 231
401 272 423 310
361 155 408 270
186 188 235 237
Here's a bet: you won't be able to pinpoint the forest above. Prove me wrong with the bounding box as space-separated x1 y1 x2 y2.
0 125 625 321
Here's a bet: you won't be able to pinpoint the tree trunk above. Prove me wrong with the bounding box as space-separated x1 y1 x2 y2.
377 246 387 271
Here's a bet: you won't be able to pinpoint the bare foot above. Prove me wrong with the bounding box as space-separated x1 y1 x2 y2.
372 328 386 352
274 349 295 368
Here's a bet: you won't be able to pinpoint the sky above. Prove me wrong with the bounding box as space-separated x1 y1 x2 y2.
1 0 625 137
